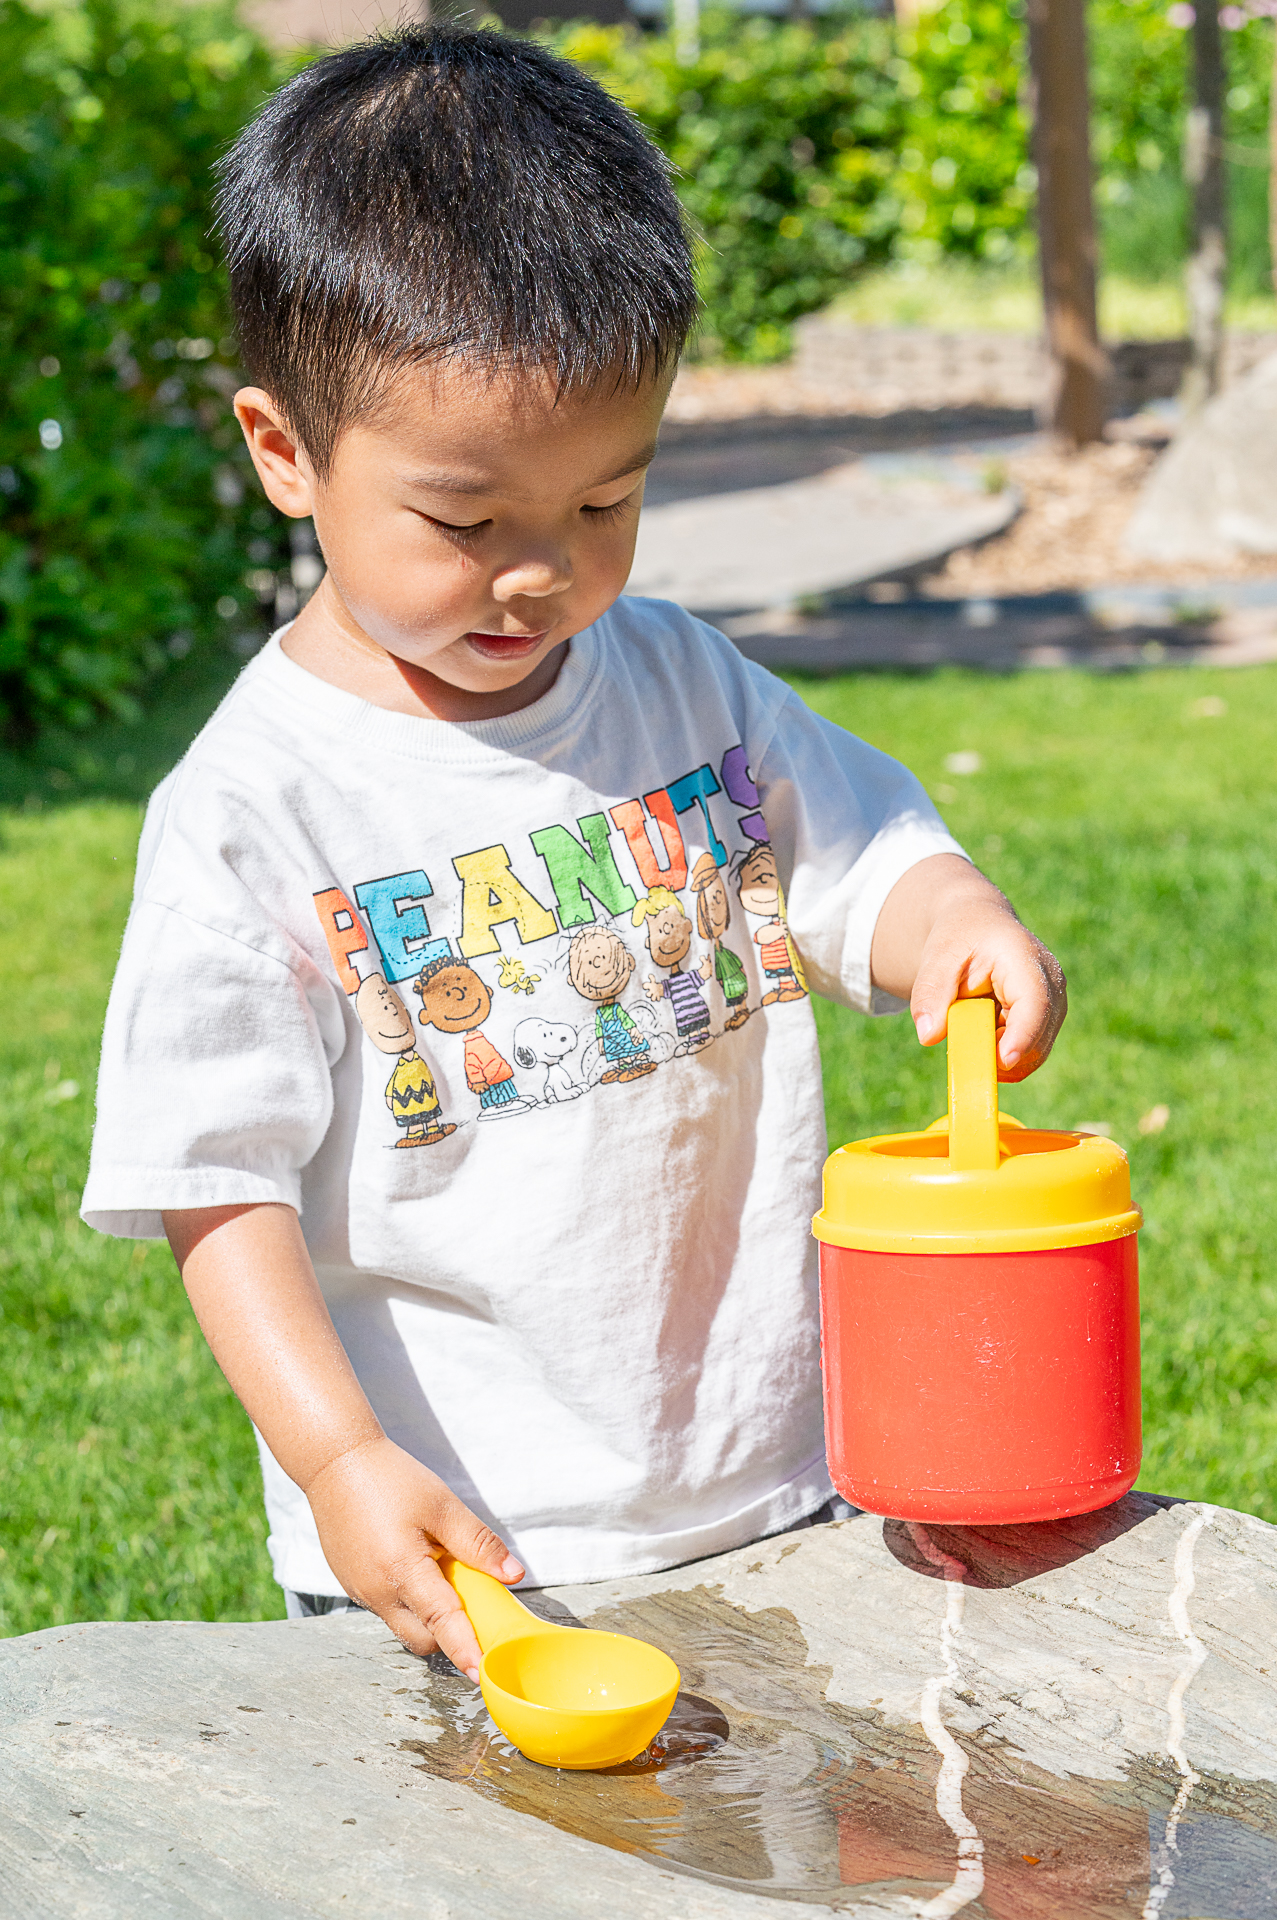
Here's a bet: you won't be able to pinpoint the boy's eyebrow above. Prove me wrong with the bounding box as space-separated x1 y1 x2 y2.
396 443 660 500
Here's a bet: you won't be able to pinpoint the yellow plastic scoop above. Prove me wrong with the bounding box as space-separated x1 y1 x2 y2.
439 1553 680 1770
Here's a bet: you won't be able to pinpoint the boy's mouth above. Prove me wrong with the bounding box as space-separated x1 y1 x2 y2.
464 630 548 662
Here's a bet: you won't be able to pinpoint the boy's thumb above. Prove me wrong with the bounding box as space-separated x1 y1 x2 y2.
435 1501 524 1585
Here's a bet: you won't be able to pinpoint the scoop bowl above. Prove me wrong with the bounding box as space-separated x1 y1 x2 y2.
439 1554 680 1770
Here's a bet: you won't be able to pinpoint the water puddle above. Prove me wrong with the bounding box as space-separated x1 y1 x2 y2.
395 1581 1277 1917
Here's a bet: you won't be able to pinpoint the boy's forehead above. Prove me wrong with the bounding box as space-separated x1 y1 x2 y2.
365 359 668 498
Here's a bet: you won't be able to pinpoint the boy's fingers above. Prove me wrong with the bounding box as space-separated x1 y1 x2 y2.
909 943 969 1045
386 1559 484 1679
911 930 1066 1078
992 944 1067 1080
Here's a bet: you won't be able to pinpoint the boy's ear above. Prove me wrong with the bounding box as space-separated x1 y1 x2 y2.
234 388 318 519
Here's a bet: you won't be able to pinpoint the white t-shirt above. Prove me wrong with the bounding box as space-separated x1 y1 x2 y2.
82 599 965 1594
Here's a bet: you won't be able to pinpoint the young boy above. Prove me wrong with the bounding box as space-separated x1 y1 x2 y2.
82 26 1065 1686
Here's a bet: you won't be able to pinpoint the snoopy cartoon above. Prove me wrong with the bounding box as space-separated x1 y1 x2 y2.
512 1018 583 1104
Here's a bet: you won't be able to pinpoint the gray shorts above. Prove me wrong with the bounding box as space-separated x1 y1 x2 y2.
282 1498 855 1618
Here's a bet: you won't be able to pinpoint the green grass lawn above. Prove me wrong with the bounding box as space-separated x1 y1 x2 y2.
829 259 1277 339
2 656 1275 1636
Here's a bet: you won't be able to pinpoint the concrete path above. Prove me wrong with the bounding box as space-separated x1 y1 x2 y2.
636 412 1277 669
4 1494 1275 1917
628 441 1021 616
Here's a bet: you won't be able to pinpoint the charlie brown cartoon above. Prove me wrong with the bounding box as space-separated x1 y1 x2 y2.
354 971 456 1147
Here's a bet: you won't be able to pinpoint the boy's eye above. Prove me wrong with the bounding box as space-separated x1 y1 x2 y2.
582 491 639 525
424 515 491 543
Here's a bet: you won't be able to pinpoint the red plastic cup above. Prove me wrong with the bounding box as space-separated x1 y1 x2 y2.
818 1237 1141 1523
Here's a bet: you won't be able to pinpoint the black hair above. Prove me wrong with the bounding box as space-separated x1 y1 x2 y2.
215 24 697 472
413 955 463 994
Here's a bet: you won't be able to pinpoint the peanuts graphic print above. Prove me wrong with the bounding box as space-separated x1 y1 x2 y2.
316 744 807 1142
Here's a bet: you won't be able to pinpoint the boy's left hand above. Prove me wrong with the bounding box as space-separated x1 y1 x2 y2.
870 853 1067 1083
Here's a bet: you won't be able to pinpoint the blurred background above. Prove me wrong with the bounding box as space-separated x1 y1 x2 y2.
4 0 1277 1634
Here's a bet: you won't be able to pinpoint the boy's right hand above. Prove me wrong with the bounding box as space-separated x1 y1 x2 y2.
165 1202 524 1682
304 1434 525 1679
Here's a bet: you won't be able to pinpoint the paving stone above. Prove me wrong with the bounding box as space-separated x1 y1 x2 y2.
3 1493 1275 1917
626 457 1020 615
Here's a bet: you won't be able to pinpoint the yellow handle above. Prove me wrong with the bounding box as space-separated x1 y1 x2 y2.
437 1554 555 1653
946 997 1000 1171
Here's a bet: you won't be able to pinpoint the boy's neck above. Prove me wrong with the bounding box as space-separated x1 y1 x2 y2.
280 578 570 723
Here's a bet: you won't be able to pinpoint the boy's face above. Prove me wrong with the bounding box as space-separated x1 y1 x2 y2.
237 361 669 714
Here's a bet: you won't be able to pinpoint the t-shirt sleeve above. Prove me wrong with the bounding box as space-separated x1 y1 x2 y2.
81 898 346 1240
754 687 970 1015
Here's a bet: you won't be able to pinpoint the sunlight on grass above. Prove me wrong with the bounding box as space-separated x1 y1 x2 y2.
0 805 279 1635
2 662 1276 1635
828 259 1277 338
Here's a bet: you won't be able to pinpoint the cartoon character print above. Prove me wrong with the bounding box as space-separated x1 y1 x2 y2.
634 886 714 1056
497 956 541 997
689 852 751 1032
734 843 807 1005
566 924 658 1085
512 1018 584 1104
414 956 535 1122
355 972 458 1148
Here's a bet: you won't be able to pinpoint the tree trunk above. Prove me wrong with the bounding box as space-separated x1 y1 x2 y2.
1026 0 1108 446
1269 21 1277 305
1184 1 1227 411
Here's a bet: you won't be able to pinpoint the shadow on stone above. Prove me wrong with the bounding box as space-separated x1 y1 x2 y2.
881 1493 1179 1590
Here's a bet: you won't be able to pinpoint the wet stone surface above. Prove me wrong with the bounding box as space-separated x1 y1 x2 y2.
3 1494 1276 1918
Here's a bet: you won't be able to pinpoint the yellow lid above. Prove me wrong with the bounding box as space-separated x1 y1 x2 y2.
812 997 1142 1255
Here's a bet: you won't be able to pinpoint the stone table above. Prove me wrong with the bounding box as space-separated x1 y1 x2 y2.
3 1493 1275 1918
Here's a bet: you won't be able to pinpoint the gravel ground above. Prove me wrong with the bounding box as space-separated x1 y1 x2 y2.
925 437 1277 598
667 361 915 422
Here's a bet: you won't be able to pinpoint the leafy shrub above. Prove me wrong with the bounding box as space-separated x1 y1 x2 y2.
0 0 288 736
1090 0 1274 297
563 0 1276 358
554 1 1032 360
4 0 1274 734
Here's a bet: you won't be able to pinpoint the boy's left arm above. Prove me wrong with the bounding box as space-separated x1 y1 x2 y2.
869 853 1066 1083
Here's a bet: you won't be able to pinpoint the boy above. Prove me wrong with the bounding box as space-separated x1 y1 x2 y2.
83 26 1065 1686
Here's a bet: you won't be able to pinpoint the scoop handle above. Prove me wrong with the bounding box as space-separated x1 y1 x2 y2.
437 1553 554 1653
947 996 1000 1171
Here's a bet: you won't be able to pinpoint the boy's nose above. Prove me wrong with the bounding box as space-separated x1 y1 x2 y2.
491 548 573 602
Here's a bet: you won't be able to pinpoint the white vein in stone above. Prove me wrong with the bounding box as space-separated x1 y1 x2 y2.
904 1525 985 1919
1142 1503 1217 1920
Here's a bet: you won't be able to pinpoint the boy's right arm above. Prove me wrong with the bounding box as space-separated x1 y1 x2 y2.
163 1203 524 1678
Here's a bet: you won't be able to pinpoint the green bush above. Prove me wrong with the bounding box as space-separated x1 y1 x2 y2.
554 1 1032 359
562 0 1277 359
0 0 288 736
4 0 1276 734
1090 0 1274 297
